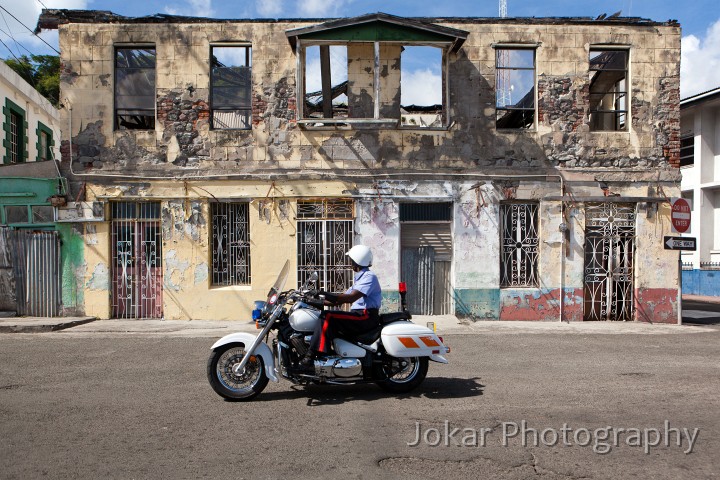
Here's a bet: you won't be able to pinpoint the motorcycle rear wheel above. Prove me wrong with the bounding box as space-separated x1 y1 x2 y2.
207 343 269 401
375 356 428 393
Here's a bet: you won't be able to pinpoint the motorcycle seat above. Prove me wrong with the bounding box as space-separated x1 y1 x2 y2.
354 325 383 345
379 311 411 324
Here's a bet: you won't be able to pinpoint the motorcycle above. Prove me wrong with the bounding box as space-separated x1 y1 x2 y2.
206 260 450 401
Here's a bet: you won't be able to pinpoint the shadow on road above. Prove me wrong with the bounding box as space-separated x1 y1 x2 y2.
246 376 485 405
682 300 720 326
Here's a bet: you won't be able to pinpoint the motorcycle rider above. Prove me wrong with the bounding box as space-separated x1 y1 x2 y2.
300 245 382 369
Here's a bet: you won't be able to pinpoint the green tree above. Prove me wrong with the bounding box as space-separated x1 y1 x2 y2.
4 55 60 107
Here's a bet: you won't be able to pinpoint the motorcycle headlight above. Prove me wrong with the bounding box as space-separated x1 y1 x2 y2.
252 300 266 320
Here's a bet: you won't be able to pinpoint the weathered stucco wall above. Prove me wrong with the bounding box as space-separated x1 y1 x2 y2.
83 180 352 320
57 19 681 183
46 13 683 322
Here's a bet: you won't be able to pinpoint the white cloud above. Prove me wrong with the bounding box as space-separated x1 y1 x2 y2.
401 68 442 106
1 0 86 56
297 0 353 17
255 0 284 17
164 0 215 18
681 18 720 98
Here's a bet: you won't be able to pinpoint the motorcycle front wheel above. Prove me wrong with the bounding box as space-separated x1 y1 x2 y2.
207 343 269 401
375 356 428 394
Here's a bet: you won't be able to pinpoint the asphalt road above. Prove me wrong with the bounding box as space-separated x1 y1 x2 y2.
0 328 718 480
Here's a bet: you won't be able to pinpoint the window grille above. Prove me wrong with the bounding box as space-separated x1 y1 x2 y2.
500 203 539 287
211 202 251 286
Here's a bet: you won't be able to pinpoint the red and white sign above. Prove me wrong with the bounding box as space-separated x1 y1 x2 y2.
671 197 692 233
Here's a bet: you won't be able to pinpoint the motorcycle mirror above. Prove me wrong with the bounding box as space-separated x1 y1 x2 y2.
309 272 319 283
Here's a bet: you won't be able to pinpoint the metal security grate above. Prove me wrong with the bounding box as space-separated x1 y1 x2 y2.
211 202 250 285
111 202 162 319
297 200 354 292
583 203 636 321
500 203 539 287
8 230 61 316
399 202 452 222
297 199 353 219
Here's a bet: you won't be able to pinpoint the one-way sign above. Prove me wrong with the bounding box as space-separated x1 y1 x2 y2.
664 236 696 251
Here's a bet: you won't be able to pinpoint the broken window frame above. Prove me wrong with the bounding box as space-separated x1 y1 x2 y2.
588 46 630 132
295 39 450 129
494 44 538 130
114 46 157 131
211 201 251 287
209 44 252 131
680 135 694 167
500 202 539 288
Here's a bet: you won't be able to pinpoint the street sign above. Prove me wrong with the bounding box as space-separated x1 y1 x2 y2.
664 236 696 251
671 197 691 233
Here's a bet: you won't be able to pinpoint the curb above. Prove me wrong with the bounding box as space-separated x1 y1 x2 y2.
0 318 97 334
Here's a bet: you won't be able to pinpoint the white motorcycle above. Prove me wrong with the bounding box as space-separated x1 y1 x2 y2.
207 260 450 401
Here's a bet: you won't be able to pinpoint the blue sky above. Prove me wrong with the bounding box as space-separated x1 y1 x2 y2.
2 0 719 98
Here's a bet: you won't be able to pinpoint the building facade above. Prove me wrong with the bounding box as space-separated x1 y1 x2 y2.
680 87 720 296
37 10 682 322
0 60 84 316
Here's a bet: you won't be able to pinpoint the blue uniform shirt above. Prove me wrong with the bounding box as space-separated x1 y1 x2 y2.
346 267 382 310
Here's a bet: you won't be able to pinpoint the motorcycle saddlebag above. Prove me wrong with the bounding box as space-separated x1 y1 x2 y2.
381 322 447 357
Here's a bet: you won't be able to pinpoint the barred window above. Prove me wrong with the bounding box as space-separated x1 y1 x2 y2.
500 203 539 287
211 202 251 286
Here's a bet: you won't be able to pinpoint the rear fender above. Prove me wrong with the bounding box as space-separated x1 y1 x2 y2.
211 332 279 383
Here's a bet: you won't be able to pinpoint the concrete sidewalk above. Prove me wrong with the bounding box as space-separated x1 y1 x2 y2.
0 313 714 336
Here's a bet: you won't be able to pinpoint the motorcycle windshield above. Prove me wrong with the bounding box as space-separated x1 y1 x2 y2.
266 260 290 304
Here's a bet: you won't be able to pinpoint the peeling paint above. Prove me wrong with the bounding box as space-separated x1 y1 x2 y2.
194 262 208 285
164 249 190 291
635 288 678 324
87 263 109 291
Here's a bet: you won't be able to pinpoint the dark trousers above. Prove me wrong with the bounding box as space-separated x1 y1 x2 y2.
310 309 379 354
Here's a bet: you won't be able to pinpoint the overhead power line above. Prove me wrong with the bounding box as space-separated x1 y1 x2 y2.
0 5 60 54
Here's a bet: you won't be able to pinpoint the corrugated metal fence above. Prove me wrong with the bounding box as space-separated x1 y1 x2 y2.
2 229 61 317
0 227 16 311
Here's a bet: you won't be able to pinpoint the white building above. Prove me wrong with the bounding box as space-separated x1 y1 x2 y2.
0 60 61 167
680 86 720 296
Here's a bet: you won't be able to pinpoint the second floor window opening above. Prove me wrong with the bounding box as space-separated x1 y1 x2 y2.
286 14 467 129
495 48 536 129
210 45 252 130
589 48 629 131
680 135 694 167
9 111 21 163
303 45 349 121
115 47 156 130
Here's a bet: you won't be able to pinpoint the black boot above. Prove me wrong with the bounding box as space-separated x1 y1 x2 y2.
298 352 315 372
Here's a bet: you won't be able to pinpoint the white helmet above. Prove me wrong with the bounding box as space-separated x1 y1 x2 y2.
346 245 373 267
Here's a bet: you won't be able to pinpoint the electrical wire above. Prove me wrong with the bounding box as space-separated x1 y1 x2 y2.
0 5 60 54
0 10 24 58
0 25 35 58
